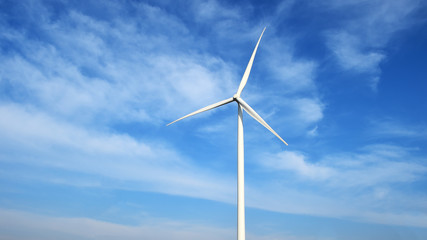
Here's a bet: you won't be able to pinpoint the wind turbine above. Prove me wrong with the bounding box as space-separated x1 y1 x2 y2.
167 28 288 240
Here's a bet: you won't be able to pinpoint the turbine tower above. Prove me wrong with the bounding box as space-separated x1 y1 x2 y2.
167 28 287 240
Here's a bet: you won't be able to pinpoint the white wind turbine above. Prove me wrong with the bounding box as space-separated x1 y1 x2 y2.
167 28 288 240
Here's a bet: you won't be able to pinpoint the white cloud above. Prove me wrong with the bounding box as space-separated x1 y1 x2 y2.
292 98 324 124
0 208 325 240
263 37 318 93
358 211 427 228
258 143 426 194
326 31 385 73
193 0 241 21
196 114 235 134
249 185 427 228
322 0 422 89
370 119 427 138
307 125 318 137
0 209 234 240
0 4 237 126
260 151 333 180
272 60 317 92
250 144 427 227
319 144 427 187
0 103 235 203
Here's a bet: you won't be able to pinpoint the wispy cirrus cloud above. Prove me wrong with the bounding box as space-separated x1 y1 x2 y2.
322 144 427 187
326 31 385 73
322 0 422 89
0 103 235 203
258 144 426 187
0 209 235 240
369 118 427 138
252 144 427 227
0 208 328 240
263 37 318 94
192 0 242 22
260 151 333 180
0 1 237 126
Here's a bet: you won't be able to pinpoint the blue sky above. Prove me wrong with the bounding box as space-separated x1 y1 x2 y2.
1 0 427 239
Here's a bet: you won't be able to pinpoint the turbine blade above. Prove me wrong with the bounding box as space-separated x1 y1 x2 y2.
236 97 288 146
167 97 234 126
235 27 266 97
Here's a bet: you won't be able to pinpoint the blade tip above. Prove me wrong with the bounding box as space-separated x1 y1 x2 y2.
281 138 288 146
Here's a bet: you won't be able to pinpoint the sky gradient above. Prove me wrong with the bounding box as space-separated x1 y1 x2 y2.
1 0 427 239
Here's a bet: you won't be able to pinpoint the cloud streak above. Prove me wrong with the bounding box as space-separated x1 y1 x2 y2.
259 144 427 187
252 144 427 227
0 103 235 203
0 1 238 127
322 0 422 89
0 208 331 240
